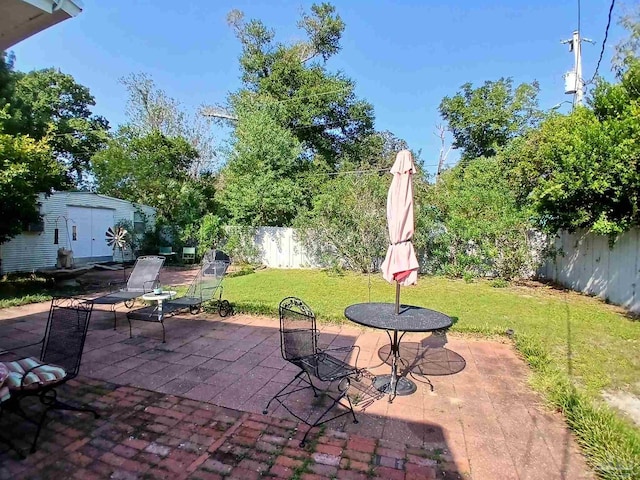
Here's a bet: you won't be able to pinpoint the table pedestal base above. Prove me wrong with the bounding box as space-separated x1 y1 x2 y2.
373 375 417 397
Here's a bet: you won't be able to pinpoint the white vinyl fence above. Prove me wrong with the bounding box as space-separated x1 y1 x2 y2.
538 229 640 314
252 227 322 268
244 226 639 314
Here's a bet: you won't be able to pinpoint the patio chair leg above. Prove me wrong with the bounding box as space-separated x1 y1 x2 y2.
30 397 99 453
112 306 117 330
304 371 320 397
161 321 166 343
346 394 358 424
30 407 50 453
0 409 25 459
299 427 312 448
127 318 133 338
263 371 304 414
298 392 352 448
0 434 25 459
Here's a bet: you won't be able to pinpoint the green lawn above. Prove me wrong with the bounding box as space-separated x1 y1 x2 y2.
224 268 639 397
222 268 640 478
0 274 60 309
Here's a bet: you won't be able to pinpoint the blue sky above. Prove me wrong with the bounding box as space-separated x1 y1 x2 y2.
8 0 627 176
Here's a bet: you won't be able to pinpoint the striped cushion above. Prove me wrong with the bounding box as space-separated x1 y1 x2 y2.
3 358 66 390
0 386 9 403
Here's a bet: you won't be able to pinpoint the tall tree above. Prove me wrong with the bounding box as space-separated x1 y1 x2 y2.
6 68 109 184
439 78 541 165
215 3 378 228
295 172 388 273
0 54 93 243
91 128 199 224
217 3 374 168
504 62 640 237
0 133 68 243
121 73 218 175
219 100 304 226
613 6 640 76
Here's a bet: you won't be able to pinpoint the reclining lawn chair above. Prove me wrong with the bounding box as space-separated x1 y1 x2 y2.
92 255 164 329
262 297 362 447
126 251 232 342
0 297 98 454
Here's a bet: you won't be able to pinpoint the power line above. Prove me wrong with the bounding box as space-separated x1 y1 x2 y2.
202 87 351 120
287 119 364 132
590 0 616 83
258 87 350 106
304 165 441 177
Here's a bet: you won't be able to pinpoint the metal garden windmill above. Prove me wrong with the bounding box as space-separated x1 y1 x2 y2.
105 226 129 281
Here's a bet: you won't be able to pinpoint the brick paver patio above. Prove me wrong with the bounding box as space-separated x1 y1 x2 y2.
0 276 594 479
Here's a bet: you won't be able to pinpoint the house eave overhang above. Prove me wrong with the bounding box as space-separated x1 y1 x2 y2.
0 0 83 50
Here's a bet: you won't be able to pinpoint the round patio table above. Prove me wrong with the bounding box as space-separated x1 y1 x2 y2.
141 291 176 322
344 303 452 402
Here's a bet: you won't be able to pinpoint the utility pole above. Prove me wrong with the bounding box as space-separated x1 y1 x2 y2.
561 30 594 107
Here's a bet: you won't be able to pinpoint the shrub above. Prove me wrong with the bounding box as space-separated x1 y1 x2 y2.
197 213 224 257
221 226 259 264
426 157 536 280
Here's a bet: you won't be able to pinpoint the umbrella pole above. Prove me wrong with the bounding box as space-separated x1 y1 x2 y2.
395 281 400 315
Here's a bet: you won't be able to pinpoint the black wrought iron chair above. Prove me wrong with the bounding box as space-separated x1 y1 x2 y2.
126 251 232 342
263 297 361 447
0 365 25 458
1 297 99 454
92 255 165 329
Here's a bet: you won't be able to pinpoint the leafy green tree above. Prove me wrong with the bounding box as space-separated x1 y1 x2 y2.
171 175 220 246
613 6 640 76
0 53 16 121
220 101 304 226
223 3 374 167
0 54 90 243
295 172 388 273
504 64 640 236
439 78 541 164
91 128 199 224
121 73 217 174
5 68 109 184
93 74 222 248
427 157 533 279
0 133 68 243
197 213 224 256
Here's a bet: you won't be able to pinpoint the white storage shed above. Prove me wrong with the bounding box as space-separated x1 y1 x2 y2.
0 192 156 274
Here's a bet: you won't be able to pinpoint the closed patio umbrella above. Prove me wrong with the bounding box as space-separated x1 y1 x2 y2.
380 150 419 314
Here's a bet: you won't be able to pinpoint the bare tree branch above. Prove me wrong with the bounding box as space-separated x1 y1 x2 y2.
435 124 451 182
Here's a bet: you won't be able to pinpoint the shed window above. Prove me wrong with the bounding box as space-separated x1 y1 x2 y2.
54 228 59 245
134 212 145 233
72 225 77 241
